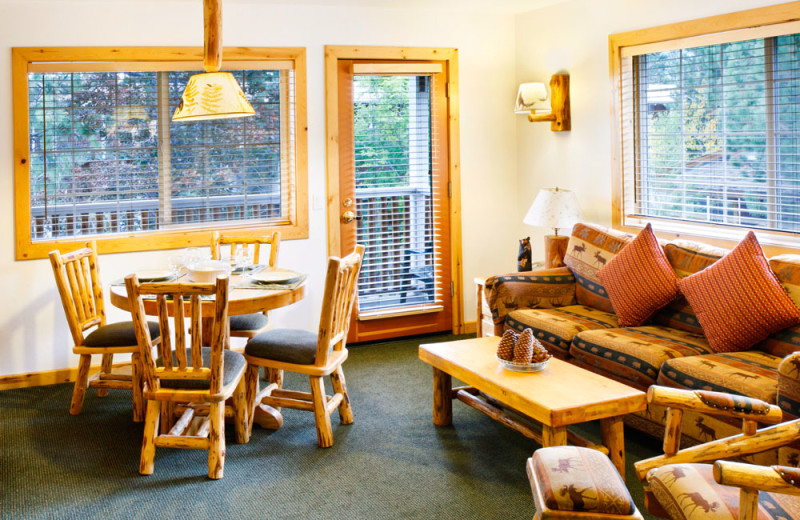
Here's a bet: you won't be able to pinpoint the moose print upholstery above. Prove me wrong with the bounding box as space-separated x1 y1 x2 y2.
648 463 800 520
484 222 800 465
527 446 643 519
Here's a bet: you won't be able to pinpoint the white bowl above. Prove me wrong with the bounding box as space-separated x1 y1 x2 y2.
186 260 230 283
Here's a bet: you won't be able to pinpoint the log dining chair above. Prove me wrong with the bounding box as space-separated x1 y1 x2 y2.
49 241 159 421
527 385 799 520
125 273 249 479
244 244 365 448
211 231 280 339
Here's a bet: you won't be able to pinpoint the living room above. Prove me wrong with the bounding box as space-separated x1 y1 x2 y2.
2 0 799 518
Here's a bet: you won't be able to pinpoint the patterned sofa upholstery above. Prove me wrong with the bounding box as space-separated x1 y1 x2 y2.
484 222 800 465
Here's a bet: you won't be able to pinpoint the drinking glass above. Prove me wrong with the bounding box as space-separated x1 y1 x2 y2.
167 254 185 279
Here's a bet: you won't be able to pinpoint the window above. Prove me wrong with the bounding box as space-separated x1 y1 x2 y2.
610 5 800 249
13 47 307 259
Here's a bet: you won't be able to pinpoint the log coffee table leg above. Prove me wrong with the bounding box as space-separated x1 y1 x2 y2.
600 416 626 477
542 425 567 447
433 368 452 426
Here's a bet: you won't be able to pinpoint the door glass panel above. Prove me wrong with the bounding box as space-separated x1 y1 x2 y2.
352 74 439 312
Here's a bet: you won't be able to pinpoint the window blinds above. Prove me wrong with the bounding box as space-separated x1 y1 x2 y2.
28 65 295 240
619 30 800 233
351 74 445 314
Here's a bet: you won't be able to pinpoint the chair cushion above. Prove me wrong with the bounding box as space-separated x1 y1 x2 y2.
648 463 800 520
530 446 636 515
83 321 160 347
596 223 678 327
778 354 800 418
158 348 245 390
229 312 269 332
245 328 319 365
506 305 618 359
563 223 632 314
654 240 727 335
570 325 714 389
658 350 781 404
679 232 800 353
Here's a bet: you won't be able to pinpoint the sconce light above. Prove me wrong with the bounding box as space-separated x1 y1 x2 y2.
515 74 570 132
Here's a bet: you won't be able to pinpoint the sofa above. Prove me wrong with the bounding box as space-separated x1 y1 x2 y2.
484 222 800 465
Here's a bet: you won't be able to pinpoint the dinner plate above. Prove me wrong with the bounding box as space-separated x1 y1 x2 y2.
135 269 173 282
251 269 302 284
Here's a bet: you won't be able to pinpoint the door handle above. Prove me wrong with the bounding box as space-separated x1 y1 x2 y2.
342 211 358 223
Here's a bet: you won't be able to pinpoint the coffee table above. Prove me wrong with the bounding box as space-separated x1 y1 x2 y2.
418 336 647 477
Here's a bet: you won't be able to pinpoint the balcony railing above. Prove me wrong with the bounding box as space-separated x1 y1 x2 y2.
31 192 282 240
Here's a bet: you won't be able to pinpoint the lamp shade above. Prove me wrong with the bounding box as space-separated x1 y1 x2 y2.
523 187 584 234
515 82 549 114
172 72 256 122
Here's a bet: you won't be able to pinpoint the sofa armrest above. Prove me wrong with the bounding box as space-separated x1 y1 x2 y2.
484 267 576 327
777 352 800 418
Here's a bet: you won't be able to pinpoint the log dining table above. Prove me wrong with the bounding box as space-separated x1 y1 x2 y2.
109 272 305 430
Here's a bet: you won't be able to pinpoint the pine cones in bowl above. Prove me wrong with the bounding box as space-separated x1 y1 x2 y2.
495 328 552 372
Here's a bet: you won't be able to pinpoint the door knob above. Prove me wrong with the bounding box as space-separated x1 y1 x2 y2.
342 211 356 223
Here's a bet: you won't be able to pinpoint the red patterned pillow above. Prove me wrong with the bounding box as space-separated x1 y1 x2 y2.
679 231 800 353
597 223 678 327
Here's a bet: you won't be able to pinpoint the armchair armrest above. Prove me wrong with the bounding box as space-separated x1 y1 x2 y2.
484 267 576 328
714 461 800 496
648 386 783 423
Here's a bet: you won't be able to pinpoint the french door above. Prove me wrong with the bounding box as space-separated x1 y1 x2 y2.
336 59 452 343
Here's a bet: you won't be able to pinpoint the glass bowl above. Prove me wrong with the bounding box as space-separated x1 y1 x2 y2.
496 355 551 373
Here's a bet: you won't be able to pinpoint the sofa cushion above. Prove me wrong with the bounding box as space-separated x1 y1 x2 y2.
653 240 727 335
570 325 713 389
648 463 800 520
770 254 800 308
658 350 782 404
777 354 800 418
597 223 678 327
679 232 800 353
563 223 632 314
505 305 618 359
758 324 800 358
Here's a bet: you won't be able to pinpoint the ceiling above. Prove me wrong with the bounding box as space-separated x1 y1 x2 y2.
34 0 571 15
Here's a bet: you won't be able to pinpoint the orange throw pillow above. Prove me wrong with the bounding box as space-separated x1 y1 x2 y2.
679 231 800 353
597 223 678 327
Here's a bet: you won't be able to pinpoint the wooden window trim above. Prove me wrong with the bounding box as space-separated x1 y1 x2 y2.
323 45 465 334
12 46 308 260
609 2 800 257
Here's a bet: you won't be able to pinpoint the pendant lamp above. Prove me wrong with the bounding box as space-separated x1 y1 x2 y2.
172 0 255 122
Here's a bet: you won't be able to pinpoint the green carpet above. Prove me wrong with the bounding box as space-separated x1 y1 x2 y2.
1 333 660 519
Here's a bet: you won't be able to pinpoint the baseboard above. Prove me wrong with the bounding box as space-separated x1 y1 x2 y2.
0 366 83 391
463 320 476 335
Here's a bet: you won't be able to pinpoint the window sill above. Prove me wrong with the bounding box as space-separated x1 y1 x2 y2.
619 214 800 257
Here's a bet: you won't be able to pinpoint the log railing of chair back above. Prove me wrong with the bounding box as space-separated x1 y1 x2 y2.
125 274 229 395
48 241 106 346
315 244 365 365
210 231 281 268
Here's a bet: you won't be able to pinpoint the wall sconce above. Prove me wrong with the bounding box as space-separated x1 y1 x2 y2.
515 74 570 132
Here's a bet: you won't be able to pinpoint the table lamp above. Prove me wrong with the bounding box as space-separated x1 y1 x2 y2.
523 187 584 268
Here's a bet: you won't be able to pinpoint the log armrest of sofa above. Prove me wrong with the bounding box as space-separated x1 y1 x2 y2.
484 267 576 328
778 352 800 418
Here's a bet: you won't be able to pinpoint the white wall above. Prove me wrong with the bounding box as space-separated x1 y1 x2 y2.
0 0 518 376
515 0 793 262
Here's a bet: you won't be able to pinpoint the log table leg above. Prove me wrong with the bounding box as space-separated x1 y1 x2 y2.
600 416 626 477
433 368 452 426
541 424 567 447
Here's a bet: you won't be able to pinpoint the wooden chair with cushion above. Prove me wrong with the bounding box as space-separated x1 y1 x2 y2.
244 244 365 448
211 231 280 338
125 273 249 479
527 385 800 520
49 241 159 421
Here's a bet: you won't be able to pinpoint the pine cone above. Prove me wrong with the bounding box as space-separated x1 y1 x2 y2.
531 337 551 363
496 330 518 361
513 328 534 363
